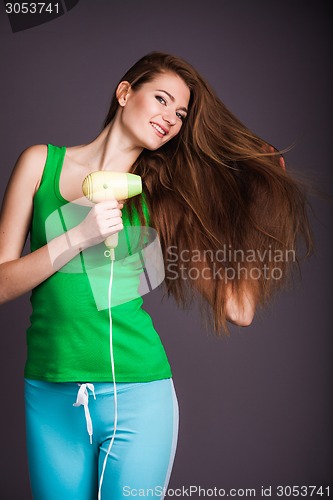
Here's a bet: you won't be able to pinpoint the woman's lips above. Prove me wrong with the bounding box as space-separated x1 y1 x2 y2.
150 122 168 137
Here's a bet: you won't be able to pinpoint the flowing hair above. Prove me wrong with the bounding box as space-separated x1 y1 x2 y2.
103 51 313 334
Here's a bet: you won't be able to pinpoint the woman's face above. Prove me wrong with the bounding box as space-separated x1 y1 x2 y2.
117 71 190 151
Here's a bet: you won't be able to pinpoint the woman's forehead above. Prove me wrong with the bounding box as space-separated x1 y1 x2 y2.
143 72 190 103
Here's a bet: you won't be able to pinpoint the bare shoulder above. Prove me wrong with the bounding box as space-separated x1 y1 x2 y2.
11 144 48 195
16 143 48 171
0 145 49 262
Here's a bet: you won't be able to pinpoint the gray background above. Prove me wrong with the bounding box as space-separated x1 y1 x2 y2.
0 0 332 497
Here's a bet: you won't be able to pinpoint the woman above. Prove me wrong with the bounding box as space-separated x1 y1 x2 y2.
0 52 312 499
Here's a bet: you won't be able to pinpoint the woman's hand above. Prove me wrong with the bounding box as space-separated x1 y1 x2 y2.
69 200 124 251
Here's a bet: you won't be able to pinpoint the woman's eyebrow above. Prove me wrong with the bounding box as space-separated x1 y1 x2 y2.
156 89 188 113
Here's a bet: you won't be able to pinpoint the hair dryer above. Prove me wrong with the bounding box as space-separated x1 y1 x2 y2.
82 171 142 258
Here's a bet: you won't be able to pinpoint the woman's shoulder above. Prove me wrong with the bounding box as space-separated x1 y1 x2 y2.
11 144 49 196
18 144 48 167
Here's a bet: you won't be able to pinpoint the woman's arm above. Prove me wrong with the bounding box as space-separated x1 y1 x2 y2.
0 145 123 304
224 281 256 327
186 258 256 327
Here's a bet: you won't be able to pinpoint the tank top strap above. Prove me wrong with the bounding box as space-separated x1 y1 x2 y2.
38 144 66 203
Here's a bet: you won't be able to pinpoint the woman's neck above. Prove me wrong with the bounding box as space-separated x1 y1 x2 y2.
77 119 144 173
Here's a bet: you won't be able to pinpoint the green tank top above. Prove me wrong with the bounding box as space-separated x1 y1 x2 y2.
25 144 172 383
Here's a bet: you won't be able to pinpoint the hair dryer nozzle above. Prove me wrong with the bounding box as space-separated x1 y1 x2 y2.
82 171 142 203
126 174 142 198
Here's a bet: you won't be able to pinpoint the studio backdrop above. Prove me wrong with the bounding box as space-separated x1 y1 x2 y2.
0 1 332 498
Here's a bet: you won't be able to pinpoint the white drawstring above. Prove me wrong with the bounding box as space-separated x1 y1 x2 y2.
73 383 96 444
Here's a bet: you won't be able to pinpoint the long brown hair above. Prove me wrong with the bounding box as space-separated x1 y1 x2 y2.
103 52 313 334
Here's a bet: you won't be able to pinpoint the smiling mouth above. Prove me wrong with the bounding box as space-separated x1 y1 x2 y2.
150 122 168 136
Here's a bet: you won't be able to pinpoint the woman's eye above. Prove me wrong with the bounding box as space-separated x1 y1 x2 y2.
156 95 186 122
156 96 166 104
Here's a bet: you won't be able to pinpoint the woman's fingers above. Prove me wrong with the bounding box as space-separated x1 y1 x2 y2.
73 200 124 250
261 142 286 171
279 155 286 171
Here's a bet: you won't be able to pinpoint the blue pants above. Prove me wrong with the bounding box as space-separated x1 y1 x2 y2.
25 378 178 499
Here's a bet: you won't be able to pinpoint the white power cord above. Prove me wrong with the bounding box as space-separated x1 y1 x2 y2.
98 250 117 500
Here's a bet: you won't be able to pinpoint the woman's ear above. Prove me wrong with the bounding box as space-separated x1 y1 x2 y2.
116 81 131 107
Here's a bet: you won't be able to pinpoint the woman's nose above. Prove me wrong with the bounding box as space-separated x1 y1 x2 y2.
162 110 176 126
